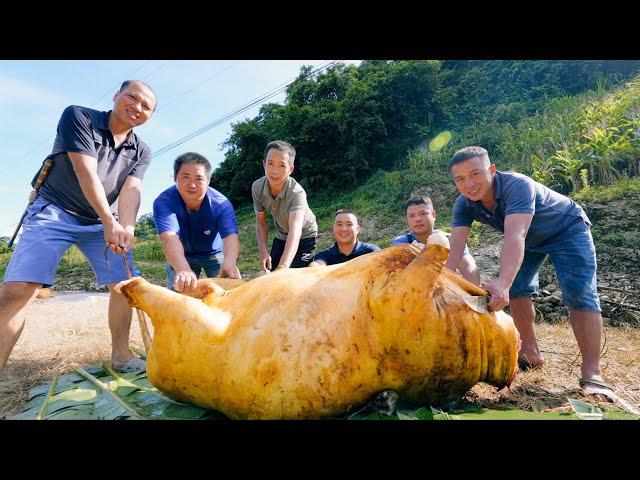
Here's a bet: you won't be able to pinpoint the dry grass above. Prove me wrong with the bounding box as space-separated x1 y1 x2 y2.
468 322 640 413
0 293 146 419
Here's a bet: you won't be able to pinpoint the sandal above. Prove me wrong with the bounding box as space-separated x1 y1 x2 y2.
112 357 146 374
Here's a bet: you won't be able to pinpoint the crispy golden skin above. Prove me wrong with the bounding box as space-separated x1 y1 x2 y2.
116 242 519 419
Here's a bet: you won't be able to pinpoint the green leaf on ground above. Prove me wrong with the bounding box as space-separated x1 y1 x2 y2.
568 398 604 420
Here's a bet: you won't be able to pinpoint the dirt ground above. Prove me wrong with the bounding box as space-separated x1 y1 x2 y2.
1 289 639 419
0 292 148 419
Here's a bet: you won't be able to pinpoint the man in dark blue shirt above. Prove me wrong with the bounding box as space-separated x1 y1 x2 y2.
445 146 612 400
153 152 241 292
391 195 480 285
1 80 157 375
309 209 380 267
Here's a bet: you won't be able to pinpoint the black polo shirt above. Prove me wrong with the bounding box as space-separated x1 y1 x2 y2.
35 105 151 224
313 240 380 265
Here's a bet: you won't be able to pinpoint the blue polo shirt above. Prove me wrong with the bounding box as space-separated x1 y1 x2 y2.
391 229 471 256
313 240 380 265
153 185 238 258
452 171 591 248
36 105 152 224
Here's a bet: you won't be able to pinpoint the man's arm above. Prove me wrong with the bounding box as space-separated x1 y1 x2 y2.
68 152 128 254
483 213 533 311
277 211 305 269
255 211 271 272
308 259 327 267
220 234 241 279
444 226 471 273
117 175 142 252
457 254 481 286
158 231 198 292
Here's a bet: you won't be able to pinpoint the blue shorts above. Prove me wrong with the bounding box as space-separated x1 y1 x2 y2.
165 253 224 290
3 197 134 288
510 222 601 312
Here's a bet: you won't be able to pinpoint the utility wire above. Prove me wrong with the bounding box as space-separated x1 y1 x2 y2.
9 60 153 171
151 60 336 159
1 60 337 237
0 60 160 238
89 60 152 109
155 63 233 114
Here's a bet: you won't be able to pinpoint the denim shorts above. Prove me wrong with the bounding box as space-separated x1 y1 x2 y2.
510 222 601 312
165 253 224 290
4 196 134 288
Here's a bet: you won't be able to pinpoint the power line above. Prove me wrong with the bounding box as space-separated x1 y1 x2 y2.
93 60 169 111
1 61 338 237
151 60 336 159
0 222 19 237
89 60 152 109
155 63 234 114
9 60 154 172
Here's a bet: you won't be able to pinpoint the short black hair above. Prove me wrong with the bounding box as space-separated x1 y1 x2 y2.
449 146 489 169
173 152 212 178
335 209 359 223
264 140 296 166
403 195 433 215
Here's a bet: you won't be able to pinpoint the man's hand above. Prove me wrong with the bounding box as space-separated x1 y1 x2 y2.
122 225 135 251
174 270 198 292
275 264 289 271
259 251 272 272
104 219 130 255
411 240 425 250
482 279 511 312
219 261 241 279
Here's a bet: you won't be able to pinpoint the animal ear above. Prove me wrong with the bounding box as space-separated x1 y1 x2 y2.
399 242 450 298
426 231 450 249
181 279 226 300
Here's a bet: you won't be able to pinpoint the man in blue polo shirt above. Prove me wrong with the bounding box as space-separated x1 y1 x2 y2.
309 209 380 267
444 146 612 400
1 80 157 375
391 195 480 285
153 152 240 293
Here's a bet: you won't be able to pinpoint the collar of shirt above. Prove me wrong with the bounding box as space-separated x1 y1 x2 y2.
98 110 137 150
261 176 291 200
493 171 504 202
331 239 362 257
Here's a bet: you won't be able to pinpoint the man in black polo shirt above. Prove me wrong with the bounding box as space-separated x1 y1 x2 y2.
309 209 380 267
0 80 157 375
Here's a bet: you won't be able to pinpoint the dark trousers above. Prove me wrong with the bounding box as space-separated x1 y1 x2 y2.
270 236 316 269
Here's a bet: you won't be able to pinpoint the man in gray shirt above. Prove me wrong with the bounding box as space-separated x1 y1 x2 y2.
0 80 157 375
252 140 317 271
445 146 612 401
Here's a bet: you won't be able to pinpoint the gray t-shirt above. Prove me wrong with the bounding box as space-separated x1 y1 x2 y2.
251 176 317 241
452 170 591 249
36 105 152 224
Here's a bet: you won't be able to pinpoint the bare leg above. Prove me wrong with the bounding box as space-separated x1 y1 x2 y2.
0 282 41 374
106 284 136 366
568 309 603 380
509 296 544 367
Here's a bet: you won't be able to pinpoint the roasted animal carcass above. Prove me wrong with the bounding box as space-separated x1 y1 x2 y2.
116 235 519 419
